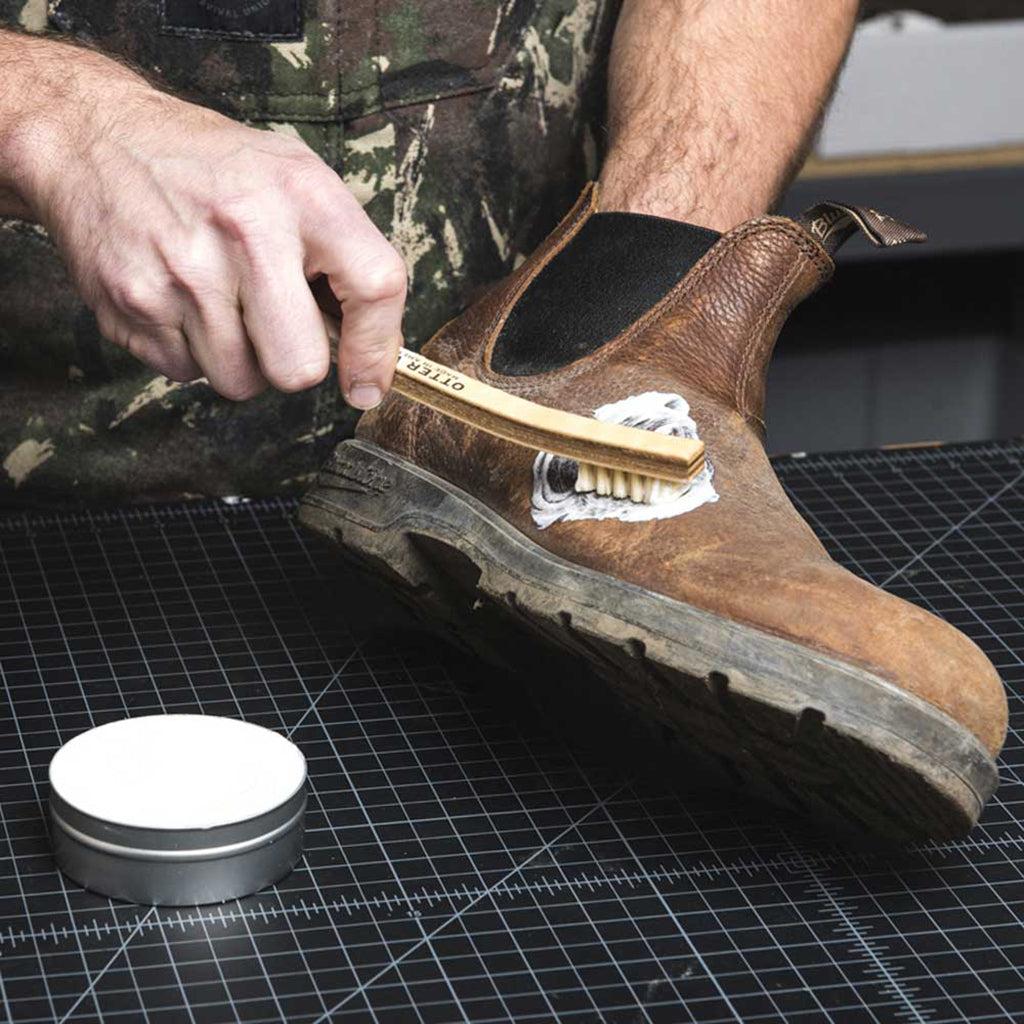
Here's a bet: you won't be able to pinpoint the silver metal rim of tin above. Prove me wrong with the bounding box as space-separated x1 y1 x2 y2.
48 714 308 906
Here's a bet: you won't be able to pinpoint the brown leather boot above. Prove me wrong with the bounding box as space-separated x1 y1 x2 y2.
300 184 1007 842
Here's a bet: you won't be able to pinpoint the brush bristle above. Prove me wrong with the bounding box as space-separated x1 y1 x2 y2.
573 461 691 505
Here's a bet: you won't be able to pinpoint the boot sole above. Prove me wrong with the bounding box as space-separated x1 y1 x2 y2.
299 440 998 843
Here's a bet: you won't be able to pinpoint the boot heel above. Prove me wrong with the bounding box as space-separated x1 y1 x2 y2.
298 440 436 594
299 441 521 667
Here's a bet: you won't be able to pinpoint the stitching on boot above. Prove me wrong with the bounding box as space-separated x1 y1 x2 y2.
475 185 599 376
736 257 804 419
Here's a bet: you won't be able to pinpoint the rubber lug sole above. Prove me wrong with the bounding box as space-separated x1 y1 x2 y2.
299 440 998 844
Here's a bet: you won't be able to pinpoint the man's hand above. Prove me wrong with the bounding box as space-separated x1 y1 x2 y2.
0 32 406 408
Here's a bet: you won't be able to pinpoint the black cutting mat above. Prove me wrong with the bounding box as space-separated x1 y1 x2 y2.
0 440 1022 1024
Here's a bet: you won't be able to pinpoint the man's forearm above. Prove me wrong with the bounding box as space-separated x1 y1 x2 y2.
0 29 155 220
598 0 859 230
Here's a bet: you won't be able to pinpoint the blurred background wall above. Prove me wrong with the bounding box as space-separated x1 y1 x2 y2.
768 2 1024 454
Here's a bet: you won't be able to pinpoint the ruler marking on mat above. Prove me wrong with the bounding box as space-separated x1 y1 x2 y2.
54 909 155 1024
801 860 931 1023
304 780 634 1024
0 822 1023 949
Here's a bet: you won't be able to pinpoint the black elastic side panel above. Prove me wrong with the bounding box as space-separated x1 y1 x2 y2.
490 212 721 377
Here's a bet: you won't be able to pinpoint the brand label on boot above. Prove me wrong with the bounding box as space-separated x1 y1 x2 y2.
530 392 719 529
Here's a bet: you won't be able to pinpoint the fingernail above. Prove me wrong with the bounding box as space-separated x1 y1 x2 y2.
348 383 382 410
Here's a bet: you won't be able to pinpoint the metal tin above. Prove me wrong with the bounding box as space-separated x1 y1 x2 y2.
48 716 307 906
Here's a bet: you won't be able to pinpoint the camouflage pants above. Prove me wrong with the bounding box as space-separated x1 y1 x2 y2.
0 0 620 506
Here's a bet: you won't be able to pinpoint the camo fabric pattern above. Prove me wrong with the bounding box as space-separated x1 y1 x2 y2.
0 0 618 505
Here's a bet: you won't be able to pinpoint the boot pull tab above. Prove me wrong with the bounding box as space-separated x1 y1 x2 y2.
797 200 927 257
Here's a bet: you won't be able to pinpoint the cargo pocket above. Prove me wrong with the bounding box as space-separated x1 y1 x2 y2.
340 0 538 119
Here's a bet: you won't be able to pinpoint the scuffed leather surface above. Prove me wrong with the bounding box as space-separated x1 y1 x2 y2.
359 190 1008 758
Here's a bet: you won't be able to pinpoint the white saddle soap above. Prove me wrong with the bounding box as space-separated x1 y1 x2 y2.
49 715 307 906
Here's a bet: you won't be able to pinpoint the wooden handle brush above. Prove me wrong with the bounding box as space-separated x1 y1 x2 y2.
322 314 705 504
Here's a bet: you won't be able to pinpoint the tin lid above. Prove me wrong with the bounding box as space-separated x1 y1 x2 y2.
49 715 306 832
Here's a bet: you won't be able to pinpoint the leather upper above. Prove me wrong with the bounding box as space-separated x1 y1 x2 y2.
358 184 1008 758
